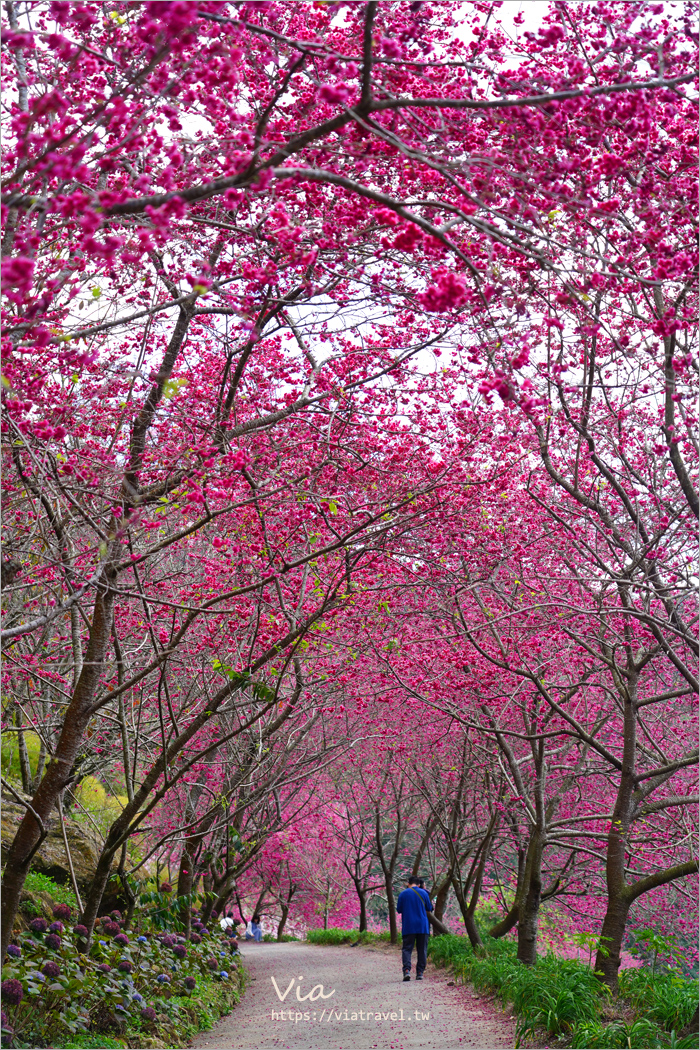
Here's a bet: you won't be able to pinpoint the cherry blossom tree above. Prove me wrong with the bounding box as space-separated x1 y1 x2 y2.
2 0 697 979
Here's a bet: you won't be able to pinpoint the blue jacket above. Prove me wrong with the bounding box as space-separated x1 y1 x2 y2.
396 886 433 934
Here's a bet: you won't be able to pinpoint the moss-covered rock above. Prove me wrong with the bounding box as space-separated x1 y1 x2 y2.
18 886 55 923
1 795 100 891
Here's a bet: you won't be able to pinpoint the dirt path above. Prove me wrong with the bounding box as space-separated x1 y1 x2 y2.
190 941 515 1049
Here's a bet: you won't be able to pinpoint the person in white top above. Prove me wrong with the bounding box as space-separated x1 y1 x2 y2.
245 913 263 941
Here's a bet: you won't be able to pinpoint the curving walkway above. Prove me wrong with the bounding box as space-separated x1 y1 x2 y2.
190 940 515 1049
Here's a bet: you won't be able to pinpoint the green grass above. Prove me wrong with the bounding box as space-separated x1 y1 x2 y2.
428 935 699 1049
53 1038 125 1049
306 927 392 946
619 969 698 1036
23 870 78 909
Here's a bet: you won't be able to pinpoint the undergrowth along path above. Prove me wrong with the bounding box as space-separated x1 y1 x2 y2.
189 941 516 1049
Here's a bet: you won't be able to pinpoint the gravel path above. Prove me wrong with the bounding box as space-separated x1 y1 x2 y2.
190 941 515 1049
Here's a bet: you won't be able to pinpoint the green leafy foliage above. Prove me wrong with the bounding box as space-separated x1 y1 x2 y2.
1 731 43 783
137 889 212 931
570 929 611 970
571 1018 699 1049
54 1037 125 1049
630 930 692 978
619 968 699 1035
306 927 391 946
1 907 243 1048
23 871 78 910
428 935 699 1050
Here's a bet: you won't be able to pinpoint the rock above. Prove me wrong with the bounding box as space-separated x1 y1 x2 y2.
18 888 55 923
1 794 101 892
100 873 140 916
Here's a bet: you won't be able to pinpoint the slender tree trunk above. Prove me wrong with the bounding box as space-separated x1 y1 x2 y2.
80 847 118 940
201 873 234 924
34 718 47 791
176 808 217 938
451 877 483 950
433 870 453 924
594 671 637 991
426 913 450 935
57 793 84 912
385 879 397 943
1 571 117 959
488 824 529 940
354 881 368 932
277 903 289 941
488 900 519 939
16 710 32 794
411 817 436 879
375 808 400 944
176 843 196 940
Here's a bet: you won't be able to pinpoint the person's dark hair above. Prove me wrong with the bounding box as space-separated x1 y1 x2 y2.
407 876 420 885
418 879 425 889
252 913 261 923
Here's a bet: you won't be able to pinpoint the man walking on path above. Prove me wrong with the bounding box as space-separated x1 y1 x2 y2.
396 875 433 982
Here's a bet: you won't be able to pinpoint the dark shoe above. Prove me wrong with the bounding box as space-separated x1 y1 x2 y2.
416 974 424 980
403 973 411 982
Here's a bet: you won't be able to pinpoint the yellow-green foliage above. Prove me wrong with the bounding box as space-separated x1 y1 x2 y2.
74 777 127 833
1 730 42 783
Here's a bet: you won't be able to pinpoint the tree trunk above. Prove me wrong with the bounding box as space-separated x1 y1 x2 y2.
201 873 234 925
34 723 47 792
427 912 450 936
464 912 482 949
488 901 519 939
1 571 117 959
16 711 32 794
176 809 217 938
80 847 118 943
176 844 196 940
433 872 452 924
594 888 631 991
375 807 400 945
411 817 436 879
355 883 368 932
516 832 543 965
277 903 289 941
385 876 397 944
594 674 637 992
451 877 483 950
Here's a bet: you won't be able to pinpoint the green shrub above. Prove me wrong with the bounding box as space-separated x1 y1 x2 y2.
1 731 43 783
73 777 128 836
55 1037 125 1049
572 1017 699 1049
23 871 78 910
620 968 699 1034
428 935 698 1050
1 912 243 1048
306 928 391 946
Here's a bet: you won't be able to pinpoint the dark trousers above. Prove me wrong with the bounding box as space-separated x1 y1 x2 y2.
402 932 428 975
